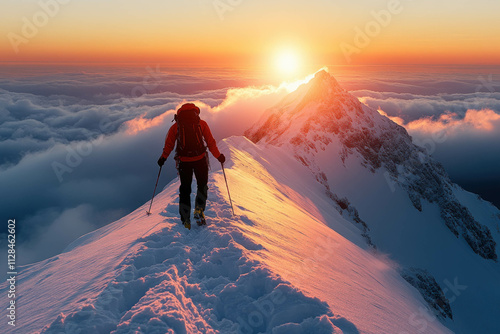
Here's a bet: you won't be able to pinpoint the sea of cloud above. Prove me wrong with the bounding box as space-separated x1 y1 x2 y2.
1 64 499 268
0 64 293 268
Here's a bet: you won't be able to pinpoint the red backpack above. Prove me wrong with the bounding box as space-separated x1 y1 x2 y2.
174 103 206 157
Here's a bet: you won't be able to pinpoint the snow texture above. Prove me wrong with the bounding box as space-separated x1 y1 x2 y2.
1 136 453 334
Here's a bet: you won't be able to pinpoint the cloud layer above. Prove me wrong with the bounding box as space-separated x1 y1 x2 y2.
0 65 292 268
1 64 499 269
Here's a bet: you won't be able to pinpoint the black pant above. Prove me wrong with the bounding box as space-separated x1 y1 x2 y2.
178 157 208 222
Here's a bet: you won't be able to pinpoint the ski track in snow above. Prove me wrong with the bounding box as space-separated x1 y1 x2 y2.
39 186 351 334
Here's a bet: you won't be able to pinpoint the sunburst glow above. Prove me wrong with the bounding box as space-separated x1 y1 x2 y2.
275 50 301 77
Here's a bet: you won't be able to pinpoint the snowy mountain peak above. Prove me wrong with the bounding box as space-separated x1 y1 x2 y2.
246 70 498 262
245 70 355 146
304 69 344 97
246 69 384 148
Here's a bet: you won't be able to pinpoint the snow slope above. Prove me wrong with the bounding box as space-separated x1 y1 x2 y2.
1 137 452 334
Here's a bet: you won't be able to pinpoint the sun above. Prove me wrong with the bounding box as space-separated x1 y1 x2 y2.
275 49 301 77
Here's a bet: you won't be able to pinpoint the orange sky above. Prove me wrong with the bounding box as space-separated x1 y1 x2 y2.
2 0 500 67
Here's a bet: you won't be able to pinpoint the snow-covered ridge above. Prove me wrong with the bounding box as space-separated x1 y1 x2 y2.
1 137 453 334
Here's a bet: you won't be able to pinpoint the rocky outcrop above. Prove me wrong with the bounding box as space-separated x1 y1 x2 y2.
401 267 453 320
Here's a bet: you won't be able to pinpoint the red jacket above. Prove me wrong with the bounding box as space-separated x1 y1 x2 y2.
161 120 221 162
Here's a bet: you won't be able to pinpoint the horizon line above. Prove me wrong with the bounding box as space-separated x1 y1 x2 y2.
1 61 500 67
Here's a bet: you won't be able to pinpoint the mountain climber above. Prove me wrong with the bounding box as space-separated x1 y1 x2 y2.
157 103 225 230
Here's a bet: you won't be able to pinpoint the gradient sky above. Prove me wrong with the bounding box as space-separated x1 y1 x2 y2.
2 0 500 66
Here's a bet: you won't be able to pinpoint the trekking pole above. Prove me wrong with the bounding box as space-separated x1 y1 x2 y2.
221 162 235 216
146 166 162 216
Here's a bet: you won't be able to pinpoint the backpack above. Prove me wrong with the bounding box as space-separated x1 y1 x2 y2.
174 103 206 157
